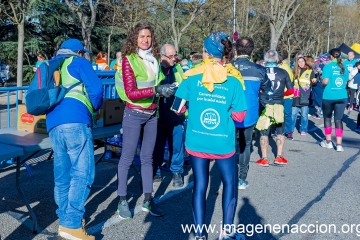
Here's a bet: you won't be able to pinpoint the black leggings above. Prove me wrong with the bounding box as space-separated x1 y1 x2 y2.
322 98 347 130
237 125 255 180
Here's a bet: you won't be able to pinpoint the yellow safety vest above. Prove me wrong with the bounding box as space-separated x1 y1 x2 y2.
61 56 93 114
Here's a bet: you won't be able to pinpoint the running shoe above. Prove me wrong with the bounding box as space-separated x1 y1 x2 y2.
153 174 162 183
142 199 164 217
313 115 320 119
300 132 306 136
286 132 293 140
336 145 344 152
194 236 206 240
117 200 132 219
320 140 333 149
355 127 360 133
219 228 236 240
274 156 288 165
256 158 270 167
238 179 248 190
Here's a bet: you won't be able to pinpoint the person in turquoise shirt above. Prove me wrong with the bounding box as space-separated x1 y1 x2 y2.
343 51 357 72
174 32 247 240
320 48 349 152
109 51 122 70
33 52 48 72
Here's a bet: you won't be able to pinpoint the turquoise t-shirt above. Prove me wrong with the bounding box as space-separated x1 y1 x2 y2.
175 74 247 155
110 59 116 70
343 59 357 72
322 60 349 100
35 60 48 68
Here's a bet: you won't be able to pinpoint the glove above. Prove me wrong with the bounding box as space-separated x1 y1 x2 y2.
155 84 176 98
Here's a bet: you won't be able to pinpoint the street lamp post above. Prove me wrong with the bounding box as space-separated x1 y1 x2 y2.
327 0 333 52
233 0 236 35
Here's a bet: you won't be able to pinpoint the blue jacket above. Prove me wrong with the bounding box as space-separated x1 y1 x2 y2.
232 57 271 128
46 56 103 131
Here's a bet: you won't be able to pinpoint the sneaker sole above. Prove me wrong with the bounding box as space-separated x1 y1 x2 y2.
256 164 269 167
141 207 164 217
336 149 344 152
58 232 83 240
238 185 248 190
173 183 184 188
274 162 287 165
117 211 132 220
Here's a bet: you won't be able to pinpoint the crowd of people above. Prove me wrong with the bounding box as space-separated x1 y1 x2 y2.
43 21 360 240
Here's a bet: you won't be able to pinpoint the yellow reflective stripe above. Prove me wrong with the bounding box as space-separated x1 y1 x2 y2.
65 93 93 114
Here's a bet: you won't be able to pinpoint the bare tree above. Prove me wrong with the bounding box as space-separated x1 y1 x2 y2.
64 0 99 59
166 0 207 52
0 0 34 100
261 0 301 50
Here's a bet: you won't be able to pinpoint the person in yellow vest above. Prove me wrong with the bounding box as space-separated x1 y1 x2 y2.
289 56 316 137
278 56 295 140
94 51 110 70
47 38 103 240
152 44 186 188
115 22 177 220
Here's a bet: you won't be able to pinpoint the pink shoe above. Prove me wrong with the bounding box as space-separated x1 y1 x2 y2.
300 132 306 136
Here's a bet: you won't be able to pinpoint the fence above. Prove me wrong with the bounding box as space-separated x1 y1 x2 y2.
0 71 118 129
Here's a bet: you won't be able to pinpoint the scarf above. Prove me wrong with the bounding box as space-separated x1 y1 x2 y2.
137 48 159 80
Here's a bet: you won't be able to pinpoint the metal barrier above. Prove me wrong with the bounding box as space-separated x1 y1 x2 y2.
0 71 118 129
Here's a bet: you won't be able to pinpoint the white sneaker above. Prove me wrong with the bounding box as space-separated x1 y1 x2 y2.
320 140 333 149
336 145 344 152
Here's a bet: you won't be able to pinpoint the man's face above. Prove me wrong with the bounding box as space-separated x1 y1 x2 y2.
348 52 355 61
161 46 177 67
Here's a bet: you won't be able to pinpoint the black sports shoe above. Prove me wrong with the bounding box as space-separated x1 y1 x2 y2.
117 200 132 219
172 173 184 187
153 174 162 183
142 199 164 217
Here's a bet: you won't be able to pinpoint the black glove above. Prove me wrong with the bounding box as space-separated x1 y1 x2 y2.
155 84 176 98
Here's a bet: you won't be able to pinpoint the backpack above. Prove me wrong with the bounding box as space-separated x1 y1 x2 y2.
26 56 81 115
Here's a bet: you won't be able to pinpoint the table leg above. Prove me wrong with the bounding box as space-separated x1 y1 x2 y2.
15 156 38 234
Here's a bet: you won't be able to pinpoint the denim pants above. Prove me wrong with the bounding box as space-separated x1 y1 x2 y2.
237 125 255 180
153 124 184 176
117 107 157 197
284 98 293 134
290 106 309 133
49 123 95 229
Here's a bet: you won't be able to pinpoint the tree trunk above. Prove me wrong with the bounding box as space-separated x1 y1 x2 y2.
270 25 279 50
17 22 24 102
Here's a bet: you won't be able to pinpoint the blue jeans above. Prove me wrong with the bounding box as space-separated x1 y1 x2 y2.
284 98 293 134
290 106 309 133
153 124 185 175
49 123 95 229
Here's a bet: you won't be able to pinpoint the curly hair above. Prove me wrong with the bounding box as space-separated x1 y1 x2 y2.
122 22 160 58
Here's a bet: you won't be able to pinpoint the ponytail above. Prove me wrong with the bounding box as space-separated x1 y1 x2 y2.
337 57 345 75
329 48 345 74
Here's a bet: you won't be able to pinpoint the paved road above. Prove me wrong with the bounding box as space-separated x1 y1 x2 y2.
0 111 359 240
